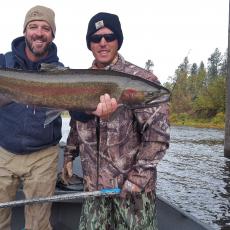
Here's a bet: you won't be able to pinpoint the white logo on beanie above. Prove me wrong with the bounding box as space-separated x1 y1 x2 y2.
95 20 104 30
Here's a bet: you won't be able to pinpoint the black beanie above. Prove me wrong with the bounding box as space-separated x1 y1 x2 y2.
86 12 123 50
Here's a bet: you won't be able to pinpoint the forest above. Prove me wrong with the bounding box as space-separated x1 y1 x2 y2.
158 48 226 129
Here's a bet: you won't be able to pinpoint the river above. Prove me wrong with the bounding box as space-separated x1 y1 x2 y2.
61 118 229 230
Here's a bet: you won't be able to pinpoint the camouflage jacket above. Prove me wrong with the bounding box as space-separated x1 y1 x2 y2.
65 54 170 193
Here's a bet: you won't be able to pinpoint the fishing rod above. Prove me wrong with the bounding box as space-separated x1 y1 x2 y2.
0 188 121 209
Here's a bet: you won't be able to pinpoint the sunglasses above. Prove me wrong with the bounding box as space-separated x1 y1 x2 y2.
90 34 117 43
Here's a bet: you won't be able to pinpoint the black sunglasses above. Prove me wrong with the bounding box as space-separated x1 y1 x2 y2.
90 34 117 43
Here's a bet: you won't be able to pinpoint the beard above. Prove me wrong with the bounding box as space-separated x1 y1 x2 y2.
25 35 51 58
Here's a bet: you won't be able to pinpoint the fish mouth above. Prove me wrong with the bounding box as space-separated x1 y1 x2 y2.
144 92 171 104
144 91 161 101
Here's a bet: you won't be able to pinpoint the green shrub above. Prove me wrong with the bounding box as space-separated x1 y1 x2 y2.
211 112 225 124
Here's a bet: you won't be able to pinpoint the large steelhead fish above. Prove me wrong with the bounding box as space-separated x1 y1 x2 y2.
0 65 170 111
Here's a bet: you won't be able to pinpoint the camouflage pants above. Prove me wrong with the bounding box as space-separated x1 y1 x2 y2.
78 192 158 230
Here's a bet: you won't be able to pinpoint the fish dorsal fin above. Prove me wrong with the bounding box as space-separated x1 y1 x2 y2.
39 63 69 72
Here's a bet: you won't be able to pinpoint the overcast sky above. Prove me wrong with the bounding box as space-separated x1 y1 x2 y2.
0 0 228 83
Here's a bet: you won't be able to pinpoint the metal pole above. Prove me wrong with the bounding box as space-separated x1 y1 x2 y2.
225 0 230 157
0 189 120 209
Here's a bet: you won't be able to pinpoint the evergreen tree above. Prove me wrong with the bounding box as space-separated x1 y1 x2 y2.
219 50 228 76
207 48 222 81
145 59 154 72
190 63 198 76
170 57 192 114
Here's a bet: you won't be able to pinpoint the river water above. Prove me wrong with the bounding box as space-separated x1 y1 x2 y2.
61 118 229 230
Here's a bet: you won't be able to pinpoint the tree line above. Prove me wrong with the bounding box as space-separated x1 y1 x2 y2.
166 48 226 124
146 48 226 126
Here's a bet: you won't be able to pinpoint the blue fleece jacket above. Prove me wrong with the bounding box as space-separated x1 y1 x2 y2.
0 37 63 154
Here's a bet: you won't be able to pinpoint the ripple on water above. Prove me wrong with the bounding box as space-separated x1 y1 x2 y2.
157 126 228 230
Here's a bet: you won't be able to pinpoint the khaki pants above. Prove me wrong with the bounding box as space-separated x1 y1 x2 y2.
0 145 58 230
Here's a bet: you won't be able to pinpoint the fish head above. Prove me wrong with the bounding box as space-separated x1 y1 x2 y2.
120 87 170 108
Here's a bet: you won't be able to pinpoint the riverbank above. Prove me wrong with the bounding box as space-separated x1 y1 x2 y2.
170 112 224 129
171 120 224 129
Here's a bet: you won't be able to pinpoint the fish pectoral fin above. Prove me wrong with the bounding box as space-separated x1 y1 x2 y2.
39 63 69 72
44 109 64 126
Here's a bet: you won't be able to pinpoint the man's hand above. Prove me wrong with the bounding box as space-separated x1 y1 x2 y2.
120 180 142 199
92 93 118 119
62 160 73 185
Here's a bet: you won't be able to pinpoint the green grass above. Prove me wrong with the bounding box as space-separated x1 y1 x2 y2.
170 112 224 129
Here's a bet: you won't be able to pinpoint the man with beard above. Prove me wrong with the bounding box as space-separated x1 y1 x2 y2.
0 6 117 230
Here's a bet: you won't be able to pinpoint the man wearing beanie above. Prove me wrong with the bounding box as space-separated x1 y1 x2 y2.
63 12 170 230
0 6 116 230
